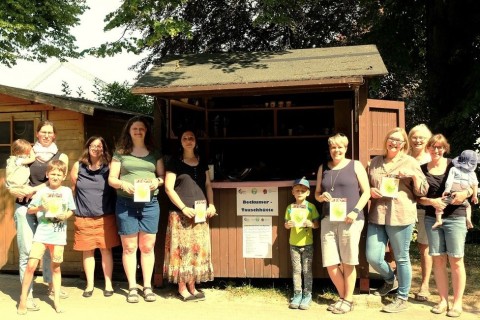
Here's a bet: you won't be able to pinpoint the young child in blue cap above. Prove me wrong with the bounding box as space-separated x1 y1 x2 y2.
433 150 478 229
284 177 320 310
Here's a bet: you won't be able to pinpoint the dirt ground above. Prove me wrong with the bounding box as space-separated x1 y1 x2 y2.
0 269 479 320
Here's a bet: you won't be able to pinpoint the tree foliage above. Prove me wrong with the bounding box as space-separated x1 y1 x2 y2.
93 0 480 154
91 0 364 74
0 0 87 67
92 80 153 115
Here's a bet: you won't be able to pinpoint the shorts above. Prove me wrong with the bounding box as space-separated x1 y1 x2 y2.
115 196 160 235
425 215 467 258
74 214 121 251
320 217 365 267
30 242 64 263
416 208 429 245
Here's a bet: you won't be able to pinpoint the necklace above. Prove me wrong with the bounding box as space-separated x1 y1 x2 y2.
330 169 341 191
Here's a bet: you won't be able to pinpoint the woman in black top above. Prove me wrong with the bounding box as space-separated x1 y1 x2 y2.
164 129 216 301
419 134 471 317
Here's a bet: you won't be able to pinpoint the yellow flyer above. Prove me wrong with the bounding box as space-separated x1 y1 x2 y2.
44 194 64 218
290 204 308 227
194 200 207 223
329 198 347 221
380 176 400 198
134 179 151 202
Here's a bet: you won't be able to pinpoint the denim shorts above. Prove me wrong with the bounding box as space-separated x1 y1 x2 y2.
425 215 467 258
115 196 160 235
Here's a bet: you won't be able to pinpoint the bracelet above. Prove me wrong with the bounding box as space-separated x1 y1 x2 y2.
181 206 186 211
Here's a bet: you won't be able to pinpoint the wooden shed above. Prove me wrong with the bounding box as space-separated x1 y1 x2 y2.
133 45 405 292
0 84 139 274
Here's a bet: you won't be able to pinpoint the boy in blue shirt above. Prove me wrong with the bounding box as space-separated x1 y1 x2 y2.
17 160 76 315
284 177 320 310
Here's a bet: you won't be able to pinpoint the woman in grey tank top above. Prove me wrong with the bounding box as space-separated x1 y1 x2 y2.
315 133 371 314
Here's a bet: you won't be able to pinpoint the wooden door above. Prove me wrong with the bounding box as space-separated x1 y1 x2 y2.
357 98 405 292
358 99 405 166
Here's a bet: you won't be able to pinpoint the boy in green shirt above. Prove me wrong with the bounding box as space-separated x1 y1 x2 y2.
284 177 320 310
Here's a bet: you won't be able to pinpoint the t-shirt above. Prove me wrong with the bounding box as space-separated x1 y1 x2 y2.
74 163 116 217
29 186 76 245
113 151 162 199
285 201 320 246
165 156 208 211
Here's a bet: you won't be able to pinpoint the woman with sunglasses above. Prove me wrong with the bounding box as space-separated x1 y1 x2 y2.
366 127 428 313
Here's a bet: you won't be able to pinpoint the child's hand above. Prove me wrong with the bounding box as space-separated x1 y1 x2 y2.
56 212 67 221
285 221 294 229
303 220 313 228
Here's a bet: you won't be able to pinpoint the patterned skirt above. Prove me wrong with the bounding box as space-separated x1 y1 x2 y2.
163 211 214 284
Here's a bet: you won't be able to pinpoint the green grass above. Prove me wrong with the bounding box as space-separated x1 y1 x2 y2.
208 242 480 304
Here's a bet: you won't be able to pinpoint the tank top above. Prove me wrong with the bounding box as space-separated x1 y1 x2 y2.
74 163 116 217
29 152 61 187
320 160 364 220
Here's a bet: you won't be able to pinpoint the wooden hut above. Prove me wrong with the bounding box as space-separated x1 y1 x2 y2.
0 84 139 274
132 45 405 292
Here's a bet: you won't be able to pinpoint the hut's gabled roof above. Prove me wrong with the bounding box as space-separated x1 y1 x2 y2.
132 45 387 96
0 84 140 116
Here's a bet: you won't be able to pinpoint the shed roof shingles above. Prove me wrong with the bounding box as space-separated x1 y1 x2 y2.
133 45 388 90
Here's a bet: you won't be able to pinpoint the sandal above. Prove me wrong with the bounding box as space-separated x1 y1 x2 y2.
142 287 156 302
414 291 430 302
327 299 343 311
332 300 354 314
127 288 139 303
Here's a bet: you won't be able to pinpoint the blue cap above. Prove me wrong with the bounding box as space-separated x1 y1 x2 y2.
293 177 310 189
452 150 478 172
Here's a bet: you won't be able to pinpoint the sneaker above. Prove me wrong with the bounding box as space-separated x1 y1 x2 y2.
299 293 312 310
382 297 408 313
289 291 303 309
26 298 40 311
374 277 399 296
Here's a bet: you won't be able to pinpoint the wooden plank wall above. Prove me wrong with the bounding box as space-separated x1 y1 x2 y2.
1 108 85 274
0 178 16 270
209 187 327 279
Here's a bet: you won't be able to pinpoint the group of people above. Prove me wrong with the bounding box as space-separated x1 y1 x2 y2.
7 117 216 315
5 118 475 316
285 126 476 316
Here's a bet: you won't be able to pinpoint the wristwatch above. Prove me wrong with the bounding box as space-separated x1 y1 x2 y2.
352 208 361 214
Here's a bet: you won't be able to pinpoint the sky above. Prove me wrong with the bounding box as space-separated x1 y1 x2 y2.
0 0 143 100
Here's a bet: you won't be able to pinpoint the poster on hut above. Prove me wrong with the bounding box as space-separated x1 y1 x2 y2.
236 187 278 216
242 216 272 258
